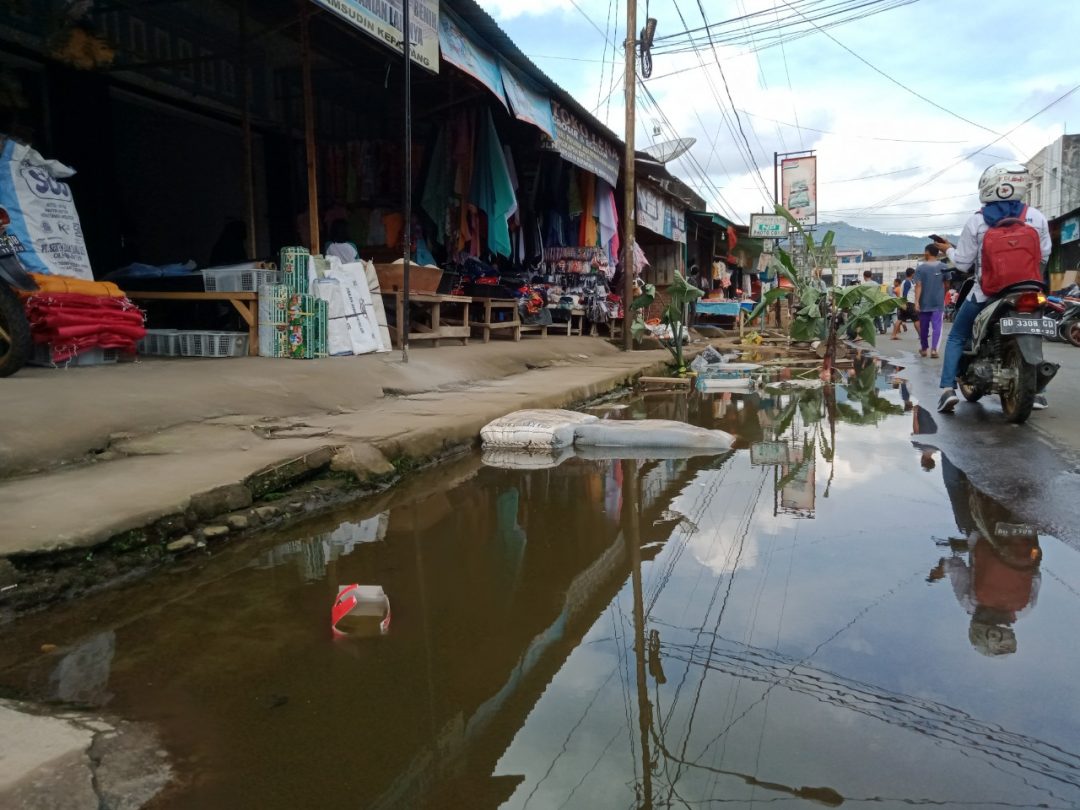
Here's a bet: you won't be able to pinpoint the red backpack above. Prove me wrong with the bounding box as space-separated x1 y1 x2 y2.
980 205 1044 295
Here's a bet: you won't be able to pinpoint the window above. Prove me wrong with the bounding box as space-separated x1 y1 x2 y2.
154 28 170 62
200 48 215 90
177 39 193 82
129 17 147 57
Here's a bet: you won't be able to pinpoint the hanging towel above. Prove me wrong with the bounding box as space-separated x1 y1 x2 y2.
597 178 620 265
471 108 517 258
578 171 597 247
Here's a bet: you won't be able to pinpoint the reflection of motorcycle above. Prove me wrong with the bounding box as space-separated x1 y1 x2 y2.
1044 291 1080 347
0 206 37 377
952 278 1059 423
927 455 1041 657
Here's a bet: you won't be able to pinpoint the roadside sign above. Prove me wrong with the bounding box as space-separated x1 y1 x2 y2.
749 214 788 239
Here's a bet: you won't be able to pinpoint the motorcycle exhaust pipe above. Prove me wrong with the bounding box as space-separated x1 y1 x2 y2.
1038 362 1060 388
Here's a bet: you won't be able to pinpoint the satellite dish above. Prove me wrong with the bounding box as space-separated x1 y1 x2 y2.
644 137 696 163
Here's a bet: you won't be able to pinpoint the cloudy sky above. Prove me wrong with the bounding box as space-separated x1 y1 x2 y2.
476 0 1080 235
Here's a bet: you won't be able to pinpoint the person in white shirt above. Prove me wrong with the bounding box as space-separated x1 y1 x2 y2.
932 162 1052 414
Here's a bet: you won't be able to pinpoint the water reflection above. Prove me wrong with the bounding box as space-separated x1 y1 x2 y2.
0 371 1079 809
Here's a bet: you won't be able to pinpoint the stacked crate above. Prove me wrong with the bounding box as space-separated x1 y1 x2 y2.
258 286 328 360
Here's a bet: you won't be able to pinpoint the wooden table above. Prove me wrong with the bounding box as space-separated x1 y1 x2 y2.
381 292 472 348
126 291 258 356
469 298 522 342
545 306 584 337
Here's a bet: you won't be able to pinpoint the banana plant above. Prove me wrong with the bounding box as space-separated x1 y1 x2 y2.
745 205 903 376
630 271 703 373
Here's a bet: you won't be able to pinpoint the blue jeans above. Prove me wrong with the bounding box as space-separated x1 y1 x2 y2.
939 298 988 388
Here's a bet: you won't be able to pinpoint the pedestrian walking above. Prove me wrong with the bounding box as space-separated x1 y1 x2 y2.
914 244 947 357
890 268 917 339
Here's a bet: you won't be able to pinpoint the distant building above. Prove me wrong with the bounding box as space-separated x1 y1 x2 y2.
1027 134 1080 220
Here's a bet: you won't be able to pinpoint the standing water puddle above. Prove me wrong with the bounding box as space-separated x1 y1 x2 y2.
2 356 1080 808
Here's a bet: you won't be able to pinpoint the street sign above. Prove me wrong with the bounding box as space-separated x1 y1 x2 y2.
749 214 788 239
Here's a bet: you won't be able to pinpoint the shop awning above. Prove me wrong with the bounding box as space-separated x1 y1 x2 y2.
689 211 738 230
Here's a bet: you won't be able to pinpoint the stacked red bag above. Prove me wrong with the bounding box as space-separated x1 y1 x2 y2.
23 275 145 364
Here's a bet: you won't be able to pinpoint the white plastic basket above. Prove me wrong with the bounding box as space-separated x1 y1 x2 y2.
30 345 119 367
203 266 281 292
138 328 182 357
177 331 249 358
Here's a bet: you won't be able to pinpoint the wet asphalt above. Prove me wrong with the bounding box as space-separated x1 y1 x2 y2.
879 325 1080 548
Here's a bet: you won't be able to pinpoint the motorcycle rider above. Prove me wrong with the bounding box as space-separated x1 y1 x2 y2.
932 162 1052 414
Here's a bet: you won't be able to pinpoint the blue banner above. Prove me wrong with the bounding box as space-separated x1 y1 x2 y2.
438 14 507 110
500 62 555 139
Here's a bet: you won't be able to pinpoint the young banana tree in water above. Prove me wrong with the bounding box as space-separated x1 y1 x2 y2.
630 271 703 373
745 205 903 377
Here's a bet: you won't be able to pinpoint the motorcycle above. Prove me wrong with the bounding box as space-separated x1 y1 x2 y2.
0 205 37 377
954 276 1059 424
1045 286 1080 347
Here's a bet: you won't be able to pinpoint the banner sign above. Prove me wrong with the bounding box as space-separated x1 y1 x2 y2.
438 14 507 109
637 183 686 244
1062 215 1079 244
500 62 556 139
781 156 817 225
312 0 439 73
542 100 620 186
749 213 788 239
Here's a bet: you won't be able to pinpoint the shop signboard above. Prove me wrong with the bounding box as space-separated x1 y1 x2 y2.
1062 215 1079 244
542 100 620 186
500 62 556 139
749 213 788 239
438 14 508 109
750 441 791 466
780 155 817 225
312 0 439 73
637 183 686 244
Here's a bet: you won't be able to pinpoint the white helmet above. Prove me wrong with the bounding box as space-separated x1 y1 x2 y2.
978 161 1030 204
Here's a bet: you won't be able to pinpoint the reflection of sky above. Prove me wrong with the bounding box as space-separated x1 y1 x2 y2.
495 407 1080 808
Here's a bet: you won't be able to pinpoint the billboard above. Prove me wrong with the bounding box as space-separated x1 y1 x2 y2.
312 0 439 73
749 213 788 239
781 156 817 225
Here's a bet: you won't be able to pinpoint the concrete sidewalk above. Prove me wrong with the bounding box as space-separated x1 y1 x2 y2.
0 338 675 557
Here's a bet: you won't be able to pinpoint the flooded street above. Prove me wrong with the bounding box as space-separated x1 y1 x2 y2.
3 360 1080 809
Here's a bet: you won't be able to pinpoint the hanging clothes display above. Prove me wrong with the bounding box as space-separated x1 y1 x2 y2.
597 178 619 265
470 107 517 258
578 171 597 248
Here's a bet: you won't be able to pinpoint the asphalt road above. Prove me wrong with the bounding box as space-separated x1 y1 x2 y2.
879 325 1080 548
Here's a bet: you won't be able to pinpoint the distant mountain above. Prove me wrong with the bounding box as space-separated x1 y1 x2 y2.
815 222 961 257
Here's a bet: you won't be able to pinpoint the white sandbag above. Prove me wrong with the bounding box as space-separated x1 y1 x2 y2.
0 137 92 279
573 419 733 450
481 409 598 450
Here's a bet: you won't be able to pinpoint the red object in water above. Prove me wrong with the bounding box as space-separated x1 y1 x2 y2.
331 584 391 638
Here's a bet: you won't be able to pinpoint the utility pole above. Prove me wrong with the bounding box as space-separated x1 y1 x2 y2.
621 1 637 352
401 0 412 364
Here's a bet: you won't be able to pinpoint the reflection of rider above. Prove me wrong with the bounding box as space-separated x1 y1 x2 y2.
926 454 1041 656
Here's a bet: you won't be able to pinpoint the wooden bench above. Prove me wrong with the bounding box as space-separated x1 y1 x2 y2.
469 298 521 342
125 291 258 356
381 292 472 348
545 307 585 337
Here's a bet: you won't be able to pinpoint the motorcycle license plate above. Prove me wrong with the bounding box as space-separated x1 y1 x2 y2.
999 317 1057 337
0 233 24 258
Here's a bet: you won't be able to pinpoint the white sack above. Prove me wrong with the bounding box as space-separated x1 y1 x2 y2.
480 409 598 450
0 138 92 279
573 419 734 450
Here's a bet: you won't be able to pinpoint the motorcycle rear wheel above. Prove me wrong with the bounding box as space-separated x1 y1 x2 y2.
1063 318 1080 348
0 284 31 377
999 341 1036 424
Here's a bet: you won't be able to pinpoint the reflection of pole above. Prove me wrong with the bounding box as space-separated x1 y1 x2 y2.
622 459 652 809
401 0 412 363
621 3 637 352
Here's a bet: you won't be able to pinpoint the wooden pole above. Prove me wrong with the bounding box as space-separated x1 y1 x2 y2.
401 0 412 363
300 4 319 254
240 0 257 259
620 2 637 352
